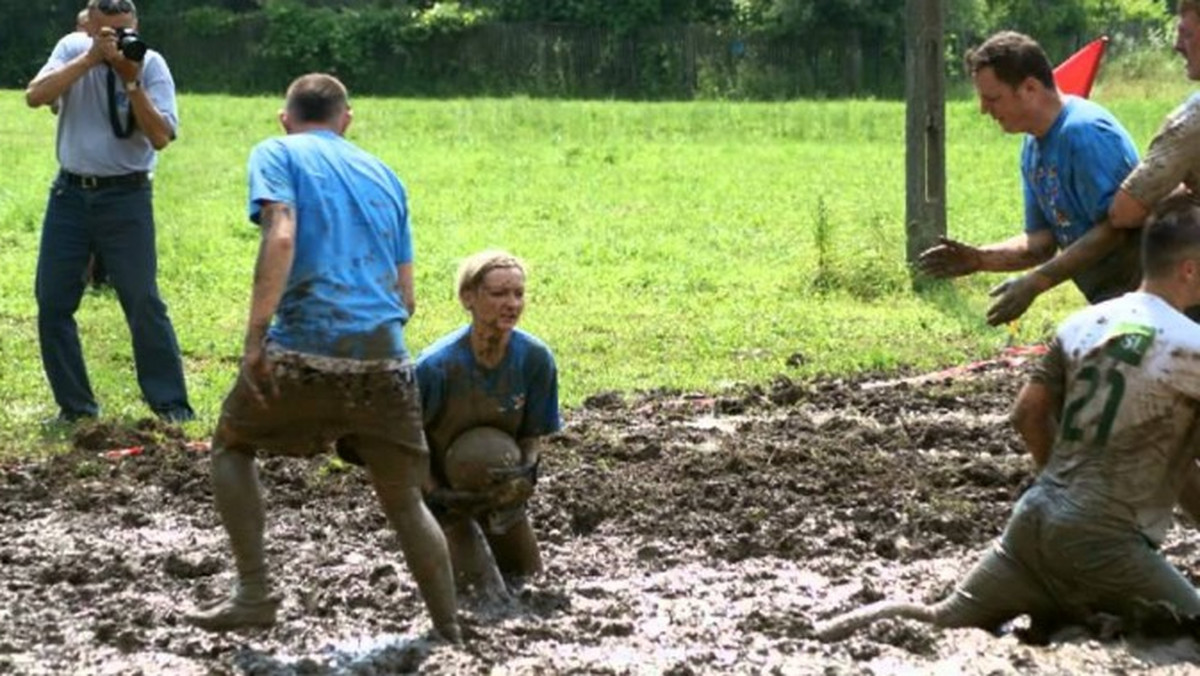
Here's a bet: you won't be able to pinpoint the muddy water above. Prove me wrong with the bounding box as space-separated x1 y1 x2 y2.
2 370 1200 674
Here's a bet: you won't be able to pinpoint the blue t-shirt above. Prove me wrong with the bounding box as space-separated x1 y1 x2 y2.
1022 97 1138 243
416 326 562 458
1021 96 1142 303
247 129 413 360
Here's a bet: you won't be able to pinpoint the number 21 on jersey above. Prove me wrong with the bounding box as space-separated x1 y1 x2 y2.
1060 323 1154 446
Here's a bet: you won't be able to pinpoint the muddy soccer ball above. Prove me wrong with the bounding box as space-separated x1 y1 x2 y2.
443 426 520 492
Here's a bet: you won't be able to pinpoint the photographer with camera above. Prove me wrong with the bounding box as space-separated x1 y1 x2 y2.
24 0 192 424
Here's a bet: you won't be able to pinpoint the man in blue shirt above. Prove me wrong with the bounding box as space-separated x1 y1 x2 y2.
184 73 460 641
24 0 192 423
416 251 562 601
918 31 1142 326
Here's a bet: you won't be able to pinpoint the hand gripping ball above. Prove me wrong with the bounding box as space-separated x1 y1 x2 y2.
443 426 521 492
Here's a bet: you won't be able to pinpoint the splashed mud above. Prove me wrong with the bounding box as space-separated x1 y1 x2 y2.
2 369 1200 674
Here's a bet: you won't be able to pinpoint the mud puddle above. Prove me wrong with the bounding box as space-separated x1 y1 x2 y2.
2 369 1200 674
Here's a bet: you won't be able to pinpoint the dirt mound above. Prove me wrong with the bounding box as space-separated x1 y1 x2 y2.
2 368 1199 674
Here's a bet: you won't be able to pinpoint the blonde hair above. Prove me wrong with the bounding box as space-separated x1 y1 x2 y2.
456 250 526 297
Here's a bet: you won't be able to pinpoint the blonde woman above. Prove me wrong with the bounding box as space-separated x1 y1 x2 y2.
418 250 562 600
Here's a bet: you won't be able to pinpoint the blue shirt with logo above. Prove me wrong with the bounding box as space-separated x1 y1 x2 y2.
1021 96 1142 302
247 129 413 360
416 326 561 457
1022 96 1138 244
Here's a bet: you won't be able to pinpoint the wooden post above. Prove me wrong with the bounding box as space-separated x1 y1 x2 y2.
905 0 946 280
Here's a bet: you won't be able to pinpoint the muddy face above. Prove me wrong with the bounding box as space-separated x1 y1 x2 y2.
2 368 1199 673
462 267 525 340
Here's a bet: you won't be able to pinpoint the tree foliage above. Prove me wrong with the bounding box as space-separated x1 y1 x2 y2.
0 0 1176 94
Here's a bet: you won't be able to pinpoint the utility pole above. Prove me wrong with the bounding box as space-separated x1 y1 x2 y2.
905 0 946 281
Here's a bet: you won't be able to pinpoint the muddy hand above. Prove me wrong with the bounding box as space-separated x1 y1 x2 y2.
916 236 983 278
489 460 538 484
488 477 534 510
427 487 491 516
239 344 279 407
986 275 1039 327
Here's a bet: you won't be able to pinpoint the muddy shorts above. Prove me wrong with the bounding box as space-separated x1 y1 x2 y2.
217 347 427 463
940 486 1200 629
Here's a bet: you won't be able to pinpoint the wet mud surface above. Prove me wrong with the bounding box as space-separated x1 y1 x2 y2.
3 366 1200 674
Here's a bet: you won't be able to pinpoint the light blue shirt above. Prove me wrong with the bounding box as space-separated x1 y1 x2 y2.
36 31 178 175
247 129 414 361
1021 96 1138 243
1020 96 1142 303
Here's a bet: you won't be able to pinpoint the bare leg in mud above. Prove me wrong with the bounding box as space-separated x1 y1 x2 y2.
189 430 462 642
816 539 1058 641
815 595 1008 641
356 438 462 642
443 516 510 603
486 512 543 583
186 437 281 631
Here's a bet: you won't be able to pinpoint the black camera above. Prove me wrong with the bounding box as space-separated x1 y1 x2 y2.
114 27 147 63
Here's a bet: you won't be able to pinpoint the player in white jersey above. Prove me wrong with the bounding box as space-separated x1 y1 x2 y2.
817 201 1200 641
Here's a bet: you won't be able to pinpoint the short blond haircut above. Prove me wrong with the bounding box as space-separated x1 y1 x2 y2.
456 250 526 297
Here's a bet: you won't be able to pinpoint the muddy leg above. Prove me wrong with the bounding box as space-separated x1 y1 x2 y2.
359 440 461 642
185 442 280 631
211 445 268 597
485 511 543 580
815 590 1024 642
443 516 509 603
815 601 936 641
817 538 1044 641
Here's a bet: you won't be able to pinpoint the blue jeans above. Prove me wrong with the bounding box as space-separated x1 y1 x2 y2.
35 174 192 418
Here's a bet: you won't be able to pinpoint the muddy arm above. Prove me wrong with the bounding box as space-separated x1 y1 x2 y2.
1029 221 1126 291
1010 382 1057 470
517 437 541 468
1178 460 1200 525
1011 340 1066 470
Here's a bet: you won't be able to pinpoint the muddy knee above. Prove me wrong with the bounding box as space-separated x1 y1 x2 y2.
485 513 542 579
925 592 1016 632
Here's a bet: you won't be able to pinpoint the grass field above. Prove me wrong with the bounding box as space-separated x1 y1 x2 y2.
0 66 1195 457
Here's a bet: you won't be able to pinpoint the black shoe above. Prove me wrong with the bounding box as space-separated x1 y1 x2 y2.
155 407 195 424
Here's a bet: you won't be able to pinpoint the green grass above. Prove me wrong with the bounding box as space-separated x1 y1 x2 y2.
0 63 1194 458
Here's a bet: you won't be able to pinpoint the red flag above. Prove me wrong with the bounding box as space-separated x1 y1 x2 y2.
1054 36 1109 99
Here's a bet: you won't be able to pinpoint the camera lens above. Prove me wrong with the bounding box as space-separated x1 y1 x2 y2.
116 29 147 62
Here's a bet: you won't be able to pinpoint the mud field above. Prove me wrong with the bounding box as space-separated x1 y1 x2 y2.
3 364 1200 675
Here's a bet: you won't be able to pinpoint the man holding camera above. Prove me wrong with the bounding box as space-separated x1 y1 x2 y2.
25 0 192 423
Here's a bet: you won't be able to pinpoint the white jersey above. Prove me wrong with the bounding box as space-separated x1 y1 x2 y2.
1035 291 1200 545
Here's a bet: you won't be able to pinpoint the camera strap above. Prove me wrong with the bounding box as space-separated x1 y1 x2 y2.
105 66 138 139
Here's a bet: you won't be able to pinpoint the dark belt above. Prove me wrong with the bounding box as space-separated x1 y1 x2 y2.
59 170 149 190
